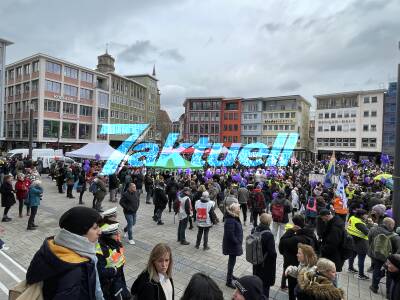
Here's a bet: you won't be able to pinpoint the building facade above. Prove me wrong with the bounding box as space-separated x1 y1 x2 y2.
220 98 242 145
0 38 13 145
315 89 386 160
4 53 111 151
382 82 397 157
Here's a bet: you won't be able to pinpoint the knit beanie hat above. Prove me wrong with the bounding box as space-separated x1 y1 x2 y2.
233 275 266 300
59 207 101 236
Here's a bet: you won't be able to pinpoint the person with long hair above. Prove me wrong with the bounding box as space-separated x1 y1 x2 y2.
131 243 174 300
1 175 16 222
180 273 223 300
14 173 31 217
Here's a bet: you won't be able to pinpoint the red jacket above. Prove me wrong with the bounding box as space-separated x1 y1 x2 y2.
15 179 31 200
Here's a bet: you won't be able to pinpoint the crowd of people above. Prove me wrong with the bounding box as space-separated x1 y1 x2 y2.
1 155 400 299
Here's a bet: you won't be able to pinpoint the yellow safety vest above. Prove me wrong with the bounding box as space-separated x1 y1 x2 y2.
347 216 368 240
96 243 126 269
345 188 355 200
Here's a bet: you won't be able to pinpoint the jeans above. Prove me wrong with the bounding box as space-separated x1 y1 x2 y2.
124 213 137 240
95 196 104 211
146 187 153 203
227 255 237 283
168 194 176 212
372 258 390 294
178 217 189 242
252 211 260 227
67 184 74 197
348 252 366 275
109 189 117 202
79 191 85 204
240 203 247 222
196 226 210 247
28 206 38 227
272 222 285 240
155 208 164 222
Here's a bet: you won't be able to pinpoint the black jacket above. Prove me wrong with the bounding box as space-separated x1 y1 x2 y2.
131 270 174 300
252 224 277 287
222 213 243 256
389 272 400 300
153 185 168 209
108 174 119 190
1 181 15 208
279 227 318 268
120 190 140 214
320 216 345 272
26 238 97 300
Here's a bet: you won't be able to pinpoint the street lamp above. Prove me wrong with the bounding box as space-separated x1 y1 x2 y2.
28 102 35 159
392 42 400 226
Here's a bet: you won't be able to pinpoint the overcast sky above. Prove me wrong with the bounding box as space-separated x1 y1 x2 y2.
1 0 400 120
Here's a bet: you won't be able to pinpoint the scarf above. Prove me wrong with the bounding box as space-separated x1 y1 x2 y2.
54 229 104 300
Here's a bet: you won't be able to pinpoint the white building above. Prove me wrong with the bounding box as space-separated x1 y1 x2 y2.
0 38 13 143
314 89 386 159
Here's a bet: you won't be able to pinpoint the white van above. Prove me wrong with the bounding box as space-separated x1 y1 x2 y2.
39 156 77 173
6 149 63 161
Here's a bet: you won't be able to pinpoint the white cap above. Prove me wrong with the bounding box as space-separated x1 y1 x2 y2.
101 207 117 218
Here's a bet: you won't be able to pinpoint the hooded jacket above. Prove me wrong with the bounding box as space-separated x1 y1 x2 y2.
320 216 345 272
296 271 344 300
26 238 97 300
368 224 400 260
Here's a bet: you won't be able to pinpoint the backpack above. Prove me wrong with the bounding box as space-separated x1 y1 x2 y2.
372 233 396 261
246 230 269 265
9 280 44 300
340 231 354 260
305 197 318 218
173 198 181 214
89 181 98 194
271 203 285 223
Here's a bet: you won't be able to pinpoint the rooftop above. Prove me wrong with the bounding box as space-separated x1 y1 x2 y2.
0 38 13 46
314 89 387 98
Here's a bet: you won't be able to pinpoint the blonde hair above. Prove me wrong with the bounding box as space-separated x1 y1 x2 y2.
198 185 206 193
298 243 318 267
227 203 240 217
316 258 336 275
260 213 272 226
147 243 173 281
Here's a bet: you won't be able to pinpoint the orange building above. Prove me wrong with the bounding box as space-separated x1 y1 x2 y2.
220 98 242 146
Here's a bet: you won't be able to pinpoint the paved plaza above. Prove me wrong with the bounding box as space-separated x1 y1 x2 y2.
0 176 388 300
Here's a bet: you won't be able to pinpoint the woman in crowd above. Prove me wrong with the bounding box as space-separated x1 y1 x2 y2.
25 180 43 230
26 207 103 299
296 258 344 300
131 243 174 300
15 173 31 217
223 202 243 289
1 175 15 222
180 273 224 300
77 168 87 205
96 222 131 300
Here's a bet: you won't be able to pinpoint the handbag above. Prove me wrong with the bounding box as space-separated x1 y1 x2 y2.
8 280 44 300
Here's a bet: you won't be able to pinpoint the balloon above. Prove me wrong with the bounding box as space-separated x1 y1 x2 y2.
177 168 182 174
83 164 90 173
380 178 386 184
84 160 90 165
95 154 100 161
205 169 213 178
244 171 249 178
364 176 371 184
185 168 191 175
215 169 221 175
272 192 278 199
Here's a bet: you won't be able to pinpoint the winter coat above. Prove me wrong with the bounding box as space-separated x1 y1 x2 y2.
26 185 43 207
368 224 400 260
270 196 292 224
15 179 31 200
96 237 130 300
279 227 318 268
108 174 119 190
131 270 175 300
237 187 249 204
120 190 140 214
320 216 345 272
252 224 277 287
222 212 243 256
94 179 107 200
389 272 400 300
153 184 168 209
248 189 266 214
78 173 87 192
351 221 369 255
296 271 345 300
26 238 97 300
134 173 144 189
1 181 16 208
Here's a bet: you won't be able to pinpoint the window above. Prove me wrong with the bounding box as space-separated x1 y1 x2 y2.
337 125 342 131
23 64 30 76
371 96 377 103
330 125 335 131
364 111 369 117
23 82 30 93
32 80 39 92
362 138 368 148
371 124 376 131
64 66 78 79
337 111 342 118
80 88 93 100
363 125 369 131
81 71 94 83
369 138 376 147
371 111 377 117
331 113 336 118
350 124 356 132
46 61 61 74
336 138 342 147
318 113 323 119
344 112 349 118
98 92 109 107
16 66 22 77
225 103 238 110
15 85 21 96
78 124 91 139
98 108 108 119
63 102 77 114
62 122 77 139
79 105 92 116
349 138 356 147
45 80 61 93
32 61 39 73
44 99 60 112
43 120 60 138
291 112 295 118
350 111 356 117
64 84 78 97
324 113 329 119
22 120 29 138
8 69 14 80
364 97 370 103
318 126 322 132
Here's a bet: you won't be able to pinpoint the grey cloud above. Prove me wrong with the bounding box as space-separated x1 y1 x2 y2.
279 80 301 92
159 49 185 62
118 40 157 63
261 22 283 33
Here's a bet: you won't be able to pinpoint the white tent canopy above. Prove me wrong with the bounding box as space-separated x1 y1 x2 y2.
66 143 123 160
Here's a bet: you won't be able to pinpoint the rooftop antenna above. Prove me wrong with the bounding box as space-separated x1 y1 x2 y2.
106 43 109 54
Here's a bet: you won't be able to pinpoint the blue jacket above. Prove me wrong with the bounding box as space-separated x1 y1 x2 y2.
222 213 243 256
27 186 43 207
